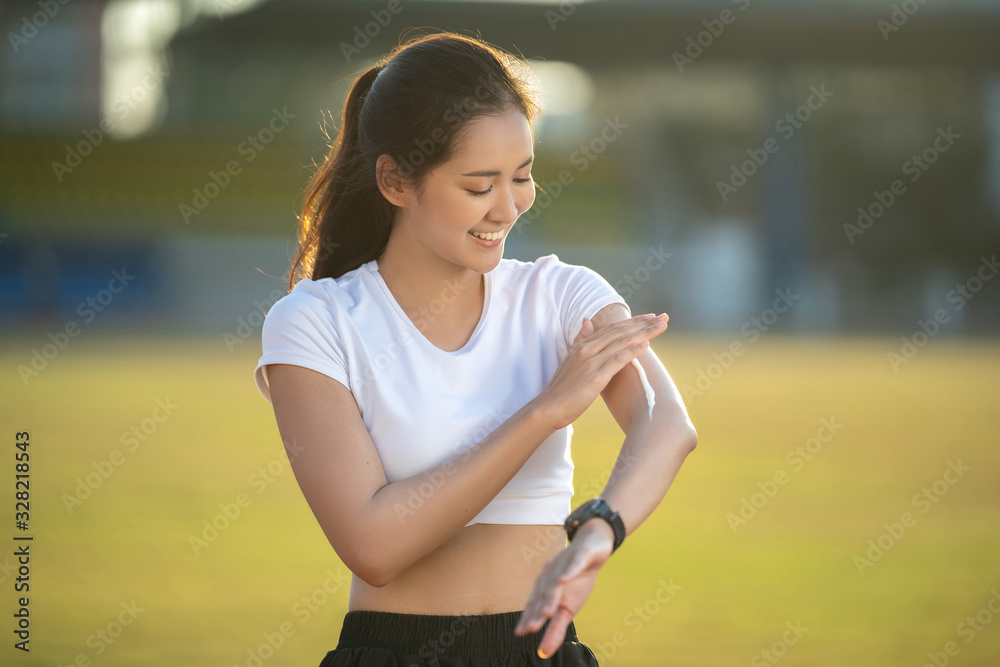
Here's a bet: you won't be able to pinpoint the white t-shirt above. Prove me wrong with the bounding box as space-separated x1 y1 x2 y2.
253 253 630 526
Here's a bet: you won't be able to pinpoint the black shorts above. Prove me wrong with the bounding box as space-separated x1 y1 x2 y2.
318 608 601 666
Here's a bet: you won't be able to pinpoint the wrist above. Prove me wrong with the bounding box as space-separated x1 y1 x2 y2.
572 517 615 559
526 395 562 433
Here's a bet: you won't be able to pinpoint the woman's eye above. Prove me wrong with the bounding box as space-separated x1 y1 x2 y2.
467 176 532 197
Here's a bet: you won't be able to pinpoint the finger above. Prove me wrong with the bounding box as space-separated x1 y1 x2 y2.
536 607 574 660
590 333 660 387
572 316 594 345
590 313 658 336
524 598 555 632
525 568 557 621
515 587 542 634
515 605 534 635
585 316 668 358
597 313 667 341
576 314 665 355
514 610 530 636
515 585 549 635
583 313 657 341
519 587 560 635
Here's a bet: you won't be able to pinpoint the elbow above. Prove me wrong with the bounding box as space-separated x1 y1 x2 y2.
343 494 414 588
360 569 391 589
346 549 393 588
675 422 698 454
336 530 396 588
686 427 698 452
347 530 413 588
653 410 698 454
353 556 388 588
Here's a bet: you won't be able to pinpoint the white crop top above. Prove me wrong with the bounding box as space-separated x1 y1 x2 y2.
253 253 632 526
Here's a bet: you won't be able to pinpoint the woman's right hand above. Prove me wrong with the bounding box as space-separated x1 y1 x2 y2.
534 312 669 431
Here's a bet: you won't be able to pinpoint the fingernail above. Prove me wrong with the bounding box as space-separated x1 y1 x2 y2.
538 647 552 659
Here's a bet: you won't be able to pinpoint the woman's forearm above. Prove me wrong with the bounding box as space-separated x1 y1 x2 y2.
597 398 697 540
361 398 557 586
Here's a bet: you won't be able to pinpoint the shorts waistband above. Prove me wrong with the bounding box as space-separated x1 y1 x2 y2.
336 609 578 658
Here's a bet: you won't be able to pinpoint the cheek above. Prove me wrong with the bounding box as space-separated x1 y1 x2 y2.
432 191 485 233
518 187 535 213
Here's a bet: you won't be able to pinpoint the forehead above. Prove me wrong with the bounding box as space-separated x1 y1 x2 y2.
449 110 534 168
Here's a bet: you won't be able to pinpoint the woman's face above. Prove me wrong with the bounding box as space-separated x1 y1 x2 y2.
389 107 536 274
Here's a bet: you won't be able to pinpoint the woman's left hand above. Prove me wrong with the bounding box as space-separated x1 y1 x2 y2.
513 519 616 659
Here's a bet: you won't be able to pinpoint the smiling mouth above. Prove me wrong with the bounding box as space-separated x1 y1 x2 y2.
468 229 505 241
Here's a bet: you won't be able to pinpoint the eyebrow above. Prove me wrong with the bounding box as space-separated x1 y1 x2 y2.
461 155 533 177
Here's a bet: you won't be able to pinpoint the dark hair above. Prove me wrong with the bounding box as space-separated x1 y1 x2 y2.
287 31 544 290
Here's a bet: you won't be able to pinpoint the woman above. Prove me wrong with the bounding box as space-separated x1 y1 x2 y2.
253 32 698 666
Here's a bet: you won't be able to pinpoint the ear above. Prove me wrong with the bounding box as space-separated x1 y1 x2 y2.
376 154 416 208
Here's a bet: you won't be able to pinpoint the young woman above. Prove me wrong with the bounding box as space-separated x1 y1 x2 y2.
253 32 698 667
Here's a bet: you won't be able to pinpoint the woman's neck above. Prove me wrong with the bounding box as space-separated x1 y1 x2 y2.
376 228 485 330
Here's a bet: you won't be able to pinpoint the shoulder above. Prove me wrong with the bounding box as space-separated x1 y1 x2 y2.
263 264 371 330
501 252 611 286
491 253 559 296
264 279 330 323
493 253 613 299
492 253 577 282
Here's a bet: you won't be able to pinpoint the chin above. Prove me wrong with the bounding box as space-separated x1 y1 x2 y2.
466 251 503 273
474 255 503 272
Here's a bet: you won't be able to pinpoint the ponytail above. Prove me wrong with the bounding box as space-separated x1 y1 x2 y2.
288 62 392 291
287 33 543 291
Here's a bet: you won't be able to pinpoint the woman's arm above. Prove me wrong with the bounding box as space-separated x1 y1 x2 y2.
263 312 665 589
594 301 699 536
266 362 557 588
513 302 697 658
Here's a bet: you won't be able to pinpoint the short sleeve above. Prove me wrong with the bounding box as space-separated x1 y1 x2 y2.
253 290 350 404
537 254 632 347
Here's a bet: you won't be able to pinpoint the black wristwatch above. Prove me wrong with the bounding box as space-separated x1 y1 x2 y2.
564 497 626 553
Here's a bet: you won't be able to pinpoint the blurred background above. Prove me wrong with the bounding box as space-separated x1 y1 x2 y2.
1 0 998 665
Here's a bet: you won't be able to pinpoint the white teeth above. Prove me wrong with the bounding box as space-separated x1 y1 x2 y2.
470 230 502 241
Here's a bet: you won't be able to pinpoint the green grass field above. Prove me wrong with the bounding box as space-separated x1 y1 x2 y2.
3 332 998 666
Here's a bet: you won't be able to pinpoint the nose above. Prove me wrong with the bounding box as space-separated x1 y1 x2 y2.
488 183 525 225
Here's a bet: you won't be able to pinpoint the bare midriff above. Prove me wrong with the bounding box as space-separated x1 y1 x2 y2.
348 523 566 614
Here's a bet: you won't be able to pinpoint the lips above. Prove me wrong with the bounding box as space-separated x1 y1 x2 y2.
468 229 505 241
